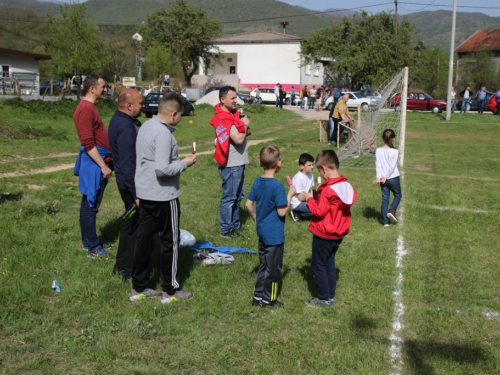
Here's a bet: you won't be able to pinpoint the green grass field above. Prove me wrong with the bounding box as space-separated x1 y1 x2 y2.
1 98 499 374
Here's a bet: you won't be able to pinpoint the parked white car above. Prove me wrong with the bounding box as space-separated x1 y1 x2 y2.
323 91 379 111
250 87 291 105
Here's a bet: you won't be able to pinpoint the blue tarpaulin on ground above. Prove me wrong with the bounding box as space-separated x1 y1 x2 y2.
190 241 256 254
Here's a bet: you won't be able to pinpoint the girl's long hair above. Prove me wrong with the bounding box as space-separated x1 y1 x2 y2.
382 129 396 148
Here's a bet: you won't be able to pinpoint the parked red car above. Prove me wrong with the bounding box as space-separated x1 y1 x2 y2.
391 92 447 113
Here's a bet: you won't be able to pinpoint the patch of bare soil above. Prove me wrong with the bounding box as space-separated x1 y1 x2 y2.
0 164 74 178
2 139 278 177
26 184 47 190
179 138 276 157
0 152 77 164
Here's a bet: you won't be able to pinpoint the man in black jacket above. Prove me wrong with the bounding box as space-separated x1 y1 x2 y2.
108 89 143 281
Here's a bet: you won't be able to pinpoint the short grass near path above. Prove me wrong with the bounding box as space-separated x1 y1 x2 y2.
0 98 499 374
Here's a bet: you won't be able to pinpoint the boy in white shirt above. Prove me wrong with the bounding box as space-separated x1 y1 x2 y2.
290 153 315 222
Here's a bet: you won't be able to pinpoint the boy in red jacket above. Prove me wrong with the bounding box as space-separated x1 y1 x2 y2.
304 150 357 307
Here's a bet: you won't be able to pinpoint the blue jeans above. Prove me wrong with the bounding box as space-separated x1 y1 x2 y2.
451 99 455 113
218 165 245 234
80 174 108 250
461 99 469 113
275 97 279 107
293 202 312 219
380 176 402 225
477 99 485 114
329 118 334 142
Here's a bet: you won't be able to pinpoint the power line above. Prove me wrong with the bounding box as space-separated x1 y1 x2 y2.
400 0 438 13
220 2 394 24
400 1 500 10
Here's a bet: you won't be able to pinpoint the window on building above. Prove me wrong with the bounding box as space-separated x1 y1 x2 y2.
2 65 10 77
313 64 319 77
229 66 236 74
305 65 311 76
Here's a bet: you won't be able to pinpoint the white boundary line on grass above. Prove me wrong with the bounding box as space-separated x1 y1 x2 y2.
388 208 407 375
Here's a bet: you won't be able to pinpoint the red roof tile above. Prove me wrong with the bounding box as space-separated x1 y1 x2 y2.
455 28 500 53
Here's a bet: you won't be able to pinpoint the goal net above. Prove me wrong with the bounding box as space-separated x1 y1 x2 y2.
337 67 408 169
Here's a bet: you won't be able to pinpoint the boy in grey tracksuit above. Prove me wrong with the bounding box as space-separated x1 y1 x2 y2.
130 93 197 304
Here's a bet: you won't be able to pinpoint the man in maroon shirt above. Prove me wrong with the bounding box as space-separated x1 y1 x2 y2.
73 74 114 259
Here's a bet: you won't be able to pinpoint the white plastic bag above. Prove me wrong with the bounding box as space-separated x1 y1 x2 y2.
180 229 196 248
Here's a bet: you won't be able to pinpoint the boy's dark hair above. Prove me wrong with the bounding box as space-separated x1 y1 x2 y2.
298 153 314 166
83 74 103 95
158 92 185 114
219 86 236 101
259 144 281 170
382 129 396 148
315 149 339 170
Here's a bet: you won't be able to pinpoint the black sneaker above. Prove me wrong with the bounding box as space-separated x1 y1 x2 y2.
251 298 262 307
220 228 242 238
289 211 301 223
260 300 284 308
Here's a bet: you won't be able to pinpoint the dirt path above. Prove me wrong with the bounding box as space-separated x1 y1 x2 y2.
0 138 276 178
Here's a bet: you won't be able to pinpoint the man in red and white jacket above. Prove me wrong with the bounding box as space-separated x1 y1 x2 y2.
304 150 357 307
209 86 251 238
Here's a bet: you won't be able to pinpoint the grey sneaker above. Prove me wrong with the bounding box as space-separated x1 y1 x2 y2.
306 298 331 307
129 288 162 301
327 297 337 306
161 290 194 304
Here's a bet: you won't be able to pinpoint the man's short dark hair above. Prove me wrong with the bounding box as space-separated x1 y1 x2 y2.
83 74 103 95
298 153 314 166
158 92 185 114
219 86 236 101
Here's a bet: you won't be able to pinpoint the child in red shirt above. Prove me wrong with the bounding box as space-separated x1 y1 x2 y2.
305 150 357 307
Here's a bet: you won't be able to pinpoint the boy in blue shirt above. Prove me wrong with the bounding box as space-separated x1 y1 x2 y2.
246 145 296 308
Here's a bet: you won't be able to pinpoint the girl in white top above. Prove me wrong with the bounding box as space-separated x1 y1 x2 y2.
374 129 402 226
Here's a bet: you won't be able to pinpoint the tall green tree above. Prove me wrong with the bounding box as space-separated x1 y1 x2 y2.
412 47 449 95
145 42 178 84
143 0 222 86
301 12 421 89
46 2 106 99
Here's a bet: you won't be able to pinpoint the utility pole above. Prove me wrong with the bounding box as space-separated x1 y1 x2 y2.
446 0 458 121
394 0 398 35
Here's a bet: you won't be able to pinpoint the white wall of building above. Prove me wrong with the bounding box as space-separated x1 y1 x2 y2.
196 42 324 91
0 52 40 76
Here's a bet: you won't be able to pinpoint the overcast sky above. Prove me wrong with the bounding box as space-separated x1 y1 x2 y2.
280 0 500 18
